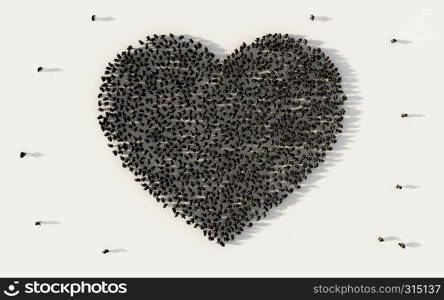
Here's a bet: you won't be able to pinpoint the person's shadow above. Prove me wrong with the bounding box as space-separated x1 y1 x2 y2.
404 242 421 248
395 39 412 45
39 221 61 225
405 113 424 118
27 152 45 158
315 16 333 22
41 68 63 73
95 16 117 22
108 248 128 253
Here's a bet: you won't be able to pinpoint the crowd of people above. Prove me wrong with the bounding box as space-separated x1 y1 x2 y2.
97 33 346 246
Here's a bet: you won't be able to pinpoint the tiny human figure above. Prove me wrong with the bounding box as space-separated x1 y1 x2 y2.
401 113 408 118
378 237 384 242
91 15 96 21
396 184 403 190
102 249 110 254
35 221 42 226
37 67 44 72
398 243 406 249
310 15 315 21
20 152 27 158
391 38 397 43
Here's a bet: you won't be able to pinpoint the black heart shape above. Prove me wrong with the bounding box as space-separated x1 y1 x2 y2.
98 33 345 246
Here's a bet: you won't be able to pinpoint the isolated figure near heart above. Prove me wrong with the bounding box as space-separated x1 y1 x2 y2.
98 33 346 246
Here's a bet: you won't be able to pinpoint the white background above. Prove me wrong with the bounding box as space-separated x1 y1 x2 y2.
0 0 443 277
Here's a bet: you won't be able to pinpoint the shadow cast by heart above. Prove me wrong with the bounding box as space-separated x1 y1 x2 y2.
100 33 362 247
181 34 228 59
229 35 362 245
